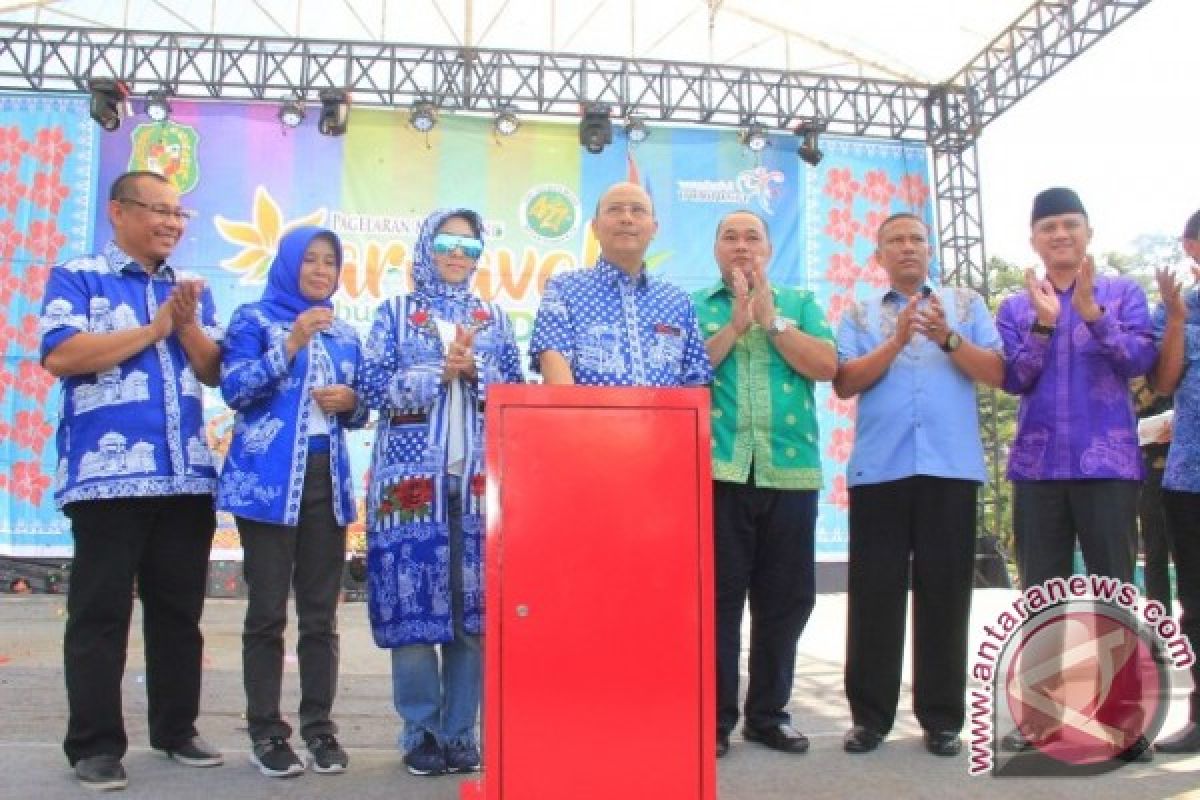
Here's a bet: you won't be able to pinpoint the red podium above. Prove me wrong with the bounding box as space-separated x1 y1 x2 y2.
461 385 715 800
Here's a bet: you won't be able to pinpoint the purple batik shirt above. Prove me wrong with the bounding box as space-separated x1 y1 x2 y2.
997 275 1155 481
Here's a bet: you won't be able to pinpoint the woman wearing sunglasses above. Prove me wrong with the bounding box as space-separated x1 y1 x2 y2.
358 208 523 776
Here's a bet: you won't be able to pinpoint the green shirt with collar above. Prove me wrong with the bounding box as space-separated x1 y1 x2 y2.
692 281 834 489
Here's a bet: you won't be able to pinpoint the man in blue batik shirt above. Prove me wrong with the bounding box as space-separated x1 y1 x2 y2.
1149 209 1200 754
529 181 712 387
39 171 225 791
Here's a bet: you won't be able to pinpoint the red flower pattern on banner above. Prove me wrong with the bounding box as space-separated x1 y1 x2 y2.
826 426 855 463
826 392 857 419
861 253 890 289
827 473 849 511
0 126 28 168
825 252 859 290
0 170 28 214
0 219 22 258
13 410 51 454
0 265 20 306
16 360 54 404
826 292 857 325
30 170 69 214
0 370 10 405
20 262 49 301
0 421 10 442
862 170 896 207
25 219 66 262
16 313 39 351
899 174 930 207
31 127 72 168
823 168 860 204
824 208 859 247
11 460 51 506
862 210 889 242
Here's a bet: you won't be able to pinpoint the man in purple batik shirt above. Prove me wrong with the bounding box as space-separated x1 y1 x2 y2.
997 187 1156 585
995 187 1157 760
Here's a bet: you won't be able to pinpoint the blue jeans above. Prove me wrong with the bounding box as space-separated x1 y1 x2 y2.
390 475 482 750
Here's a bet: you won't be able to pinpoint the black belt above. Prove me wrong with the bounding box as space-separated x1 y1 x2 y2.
391 412 428 424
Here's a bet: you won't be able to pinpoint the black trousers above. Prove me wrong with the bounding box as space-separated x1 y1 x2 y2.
1012 480 1138 587
1138 460 1174 615
238 458 346 743
845 476 977 735
713 480 816 736
1161 490 1200 722
62 494 215 765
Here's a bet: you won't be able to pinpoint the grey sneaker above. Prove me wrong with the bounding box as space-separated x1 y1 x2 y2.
250 736 305 778
404 731 446 776
75 754 128 791
306 733 349 774
445 740 481 773
162 735 224 767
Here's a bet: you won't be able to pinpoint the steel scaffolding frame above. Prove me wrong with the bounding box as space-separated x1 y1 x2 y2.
0 0 1158 539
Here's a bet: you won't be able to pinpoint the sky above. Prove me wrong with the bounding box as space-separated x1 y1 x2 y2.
977 0 1197 266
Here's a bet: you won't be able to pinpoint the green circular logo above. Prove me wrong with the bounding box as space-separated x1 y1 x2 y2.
521 184 580 242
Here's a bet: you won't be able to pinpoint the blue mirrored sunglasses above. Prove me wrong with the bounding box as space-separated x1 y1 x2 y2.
432 233 484 259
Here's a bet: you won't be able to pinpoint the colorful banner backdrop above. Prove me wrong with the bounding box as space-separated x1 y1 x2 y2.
2 96 934 560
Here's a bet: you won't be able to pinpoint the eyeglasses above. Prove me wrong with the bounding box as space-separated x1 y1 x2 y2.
432 233 484 260
118 197 197 222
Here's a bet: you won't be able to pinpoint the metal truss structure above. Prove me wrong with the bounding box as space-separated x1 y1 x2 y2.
0 0 1157 538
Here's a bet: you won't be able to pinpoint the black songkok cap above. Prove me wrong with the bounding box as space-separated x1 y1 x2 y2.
1184 210 1200 241
1031 187 1087 225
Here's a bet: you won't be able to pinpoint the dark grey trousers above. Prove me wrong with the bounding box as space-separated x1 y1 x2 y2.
237 457 346 743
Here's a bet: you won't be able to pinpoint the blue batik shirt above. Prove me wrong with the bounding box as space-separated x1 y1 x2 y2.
1153 295 1200 493
529 257 713 386
38 240 224 508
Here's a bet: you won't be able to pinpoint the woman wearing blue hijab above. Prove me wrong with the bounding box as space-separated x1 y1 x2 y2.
219 226 368 778
358 208 523 776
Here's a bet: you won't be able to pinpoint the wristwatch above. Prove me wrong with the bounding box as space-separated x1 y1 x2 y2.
940 331 962 353
1031 321 1056 336
767 316 791 338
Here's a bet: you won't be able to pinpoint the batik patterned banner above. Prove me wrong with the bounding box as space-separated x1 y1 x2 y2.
4 96 931 558
0 94 95 556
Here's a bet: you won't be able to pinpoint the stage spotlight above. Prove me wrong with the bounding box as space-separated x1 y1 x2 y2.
579 103 612 154
738 121 768 152
410 102 438 133
796 121 825 167
145 88 172 123
318 88 350 136
494 106 519 137
278 95 305 128
88 78 130 132
625 116 648 144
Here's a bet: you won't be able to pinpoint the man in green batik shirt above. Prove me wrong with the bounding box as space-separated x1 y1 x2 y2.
692 210 836 759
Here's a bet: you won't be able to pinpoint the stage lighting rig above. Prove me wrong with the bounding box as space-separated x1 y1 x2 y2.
318 88 351 136
579 103 612 154
88 78 130 132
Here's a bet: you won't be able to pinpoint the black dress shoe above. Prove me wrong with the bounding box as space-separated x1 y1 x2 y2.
716 735 730 759
1116 735 1154 763
843 725 884 754
924 730 962 757
743 723 810 754
1157 722 1200 754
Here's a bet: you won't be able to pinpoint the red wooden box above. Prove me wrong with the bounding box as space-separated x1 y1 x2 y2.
462 384 715 800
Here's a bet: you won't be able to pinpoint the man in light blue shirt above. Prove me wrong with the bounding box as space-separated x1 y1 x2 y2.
834 212 1003 757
